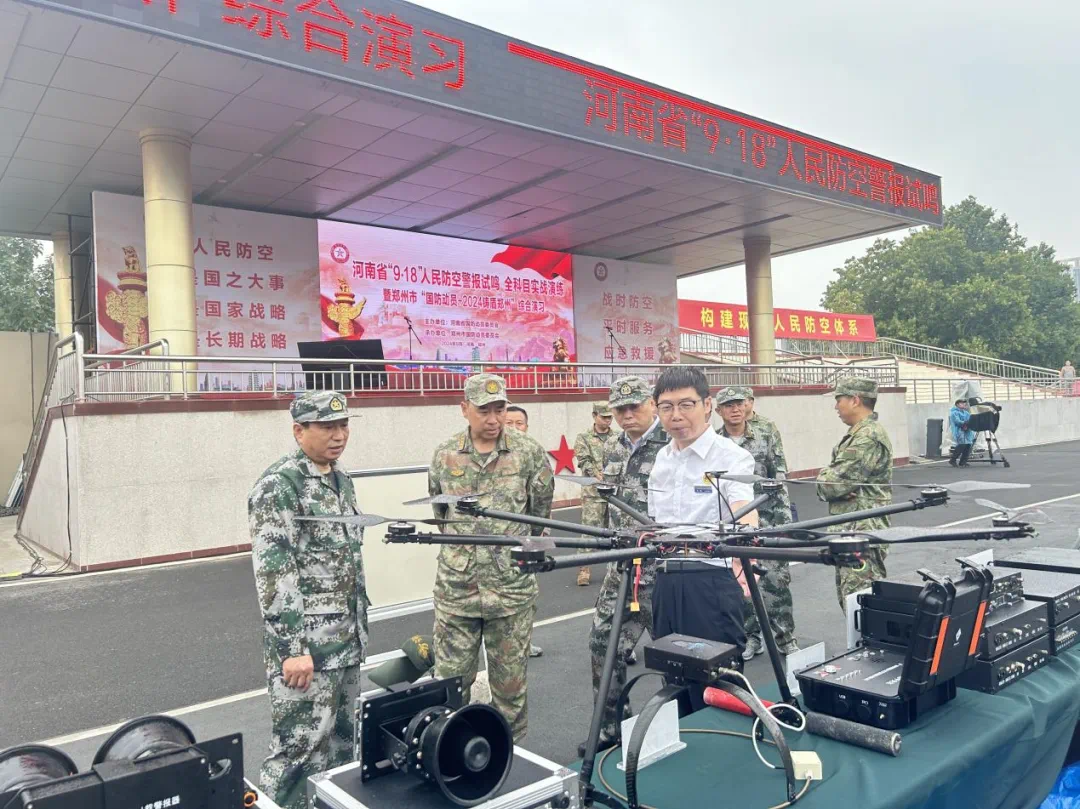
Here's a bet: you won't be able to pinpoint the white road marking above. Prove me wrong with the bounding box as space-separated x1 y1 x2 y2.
535 607 594 627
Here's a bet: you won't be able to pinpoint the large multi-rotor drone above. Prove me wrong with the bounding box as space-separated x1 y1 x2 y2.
304 473 1043 809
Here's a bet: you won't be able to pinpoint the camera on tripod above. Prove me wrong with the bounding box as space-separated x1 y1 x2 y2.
966 398 1002 433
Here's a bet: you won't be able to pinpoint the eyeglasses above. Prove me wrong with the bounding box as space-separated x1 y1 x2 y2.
657 399 702 415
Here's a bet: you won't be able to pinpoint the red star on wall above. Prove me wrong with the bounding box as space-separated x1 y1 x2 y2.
548 436 576 475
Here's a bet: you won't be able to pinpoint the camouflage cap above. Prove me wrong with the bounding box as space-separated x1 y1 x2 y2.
609 376 652 408
464 373 509 406
833 376 879 399
592 402 613 416
368 635 435 689
290 390 350 423
716 386 748 405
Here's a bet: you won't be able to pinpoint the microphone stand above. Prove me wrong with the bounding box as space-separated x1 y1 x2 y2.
404 315 422 361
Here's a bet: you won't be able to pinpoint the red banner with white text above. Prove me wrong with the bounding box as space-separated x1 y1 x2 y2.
679 299 876 342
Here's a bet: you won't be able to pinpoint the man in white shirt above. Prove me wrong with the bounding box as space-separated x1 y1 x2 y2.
647 367 759 709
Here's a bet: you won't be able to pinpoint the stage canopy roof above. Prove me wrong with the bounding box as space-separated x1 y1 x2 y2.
0 0 942 274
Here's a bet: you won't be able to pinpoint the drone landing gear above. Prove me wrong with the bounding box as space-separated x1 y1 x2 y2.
745 560 798 706
578 556 799 809
579 560 634 808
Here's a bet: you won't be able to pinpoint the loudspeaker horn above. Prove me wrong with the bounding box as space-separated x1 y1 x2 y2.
420 703 513 807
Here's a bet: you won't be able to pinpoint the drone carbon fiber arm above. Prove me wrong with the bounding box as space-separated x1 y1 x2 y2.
597 490 652 526
381 489 1034 576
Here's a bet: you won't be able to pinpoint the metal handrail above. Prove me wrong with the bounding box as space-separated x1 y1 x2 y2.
684 328 1060 385
12 332 84 516
84 338 170 370
870 337 1059 382
61 351 902 403
900 376 1073 403
678 328 809 361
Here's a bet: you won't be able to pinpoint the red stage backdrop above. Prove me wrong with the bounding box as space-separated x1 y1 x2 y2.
679 299 876 342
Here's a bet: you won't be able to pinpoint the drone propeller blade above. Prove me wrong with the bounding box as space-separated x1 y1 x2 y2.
1018 509 1054 526
942 481 1031 494
720 471 1032 496
556 473 602 486
556 474 668 494
714 473 767 485
296 514 464 528
296 514 390 528
403 493 484 506
974 498 1011 513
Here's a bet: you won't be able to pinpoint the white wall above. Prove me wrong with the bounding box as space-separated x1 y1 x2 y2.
907 397 1080 458
716 390 910 474
19 391 909 597
18 407 79 563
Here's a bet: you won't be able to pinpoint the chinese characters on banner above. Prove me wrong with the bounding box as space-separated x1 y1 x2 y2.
201 0 466 88
93 191 320 391
508 44 941 220
573 256 679 364
318 220 575 364
679 298 877 342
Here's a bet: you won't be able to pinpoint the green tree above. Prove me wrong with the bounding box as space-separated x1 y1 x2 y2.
0 237 55 333
821 197 1080 368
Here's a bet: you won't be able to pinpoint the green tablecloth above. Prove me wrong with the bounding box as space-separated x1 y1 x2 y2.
586 648 1080 809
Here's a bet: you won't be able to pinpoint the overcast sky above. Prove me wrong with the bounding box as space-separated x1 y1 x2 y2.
418 0 1080 310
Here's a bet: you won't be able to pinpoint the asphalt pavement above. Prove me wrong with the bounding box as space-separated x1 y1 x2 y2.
2 439 1077 777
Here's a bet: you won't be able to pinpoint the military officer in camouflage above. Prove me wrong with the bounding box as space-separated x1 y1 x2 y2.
582 376 669 756
815 377 894 610
427 374 555 741
715 386 799 660
248 391 369 809
572 402 619 586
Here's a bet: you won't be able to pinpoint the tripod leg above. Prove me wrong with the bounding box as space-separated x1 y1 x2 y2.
991 432 1010 467
580 563 633 798
745 563 797 706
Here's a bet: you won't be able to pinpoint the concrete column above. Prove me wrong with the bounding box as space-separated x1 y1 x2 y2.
140 128 195 393
744 237 776 367
51 231 74 340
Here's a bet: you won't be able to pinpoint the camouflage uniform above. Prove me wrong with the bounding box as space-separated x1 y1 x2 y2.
248 391 369 809
589 377 669 742
716 386 796 652
428 374 554 741
815 377 894 609
573 403 620 584
749 410 779 434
